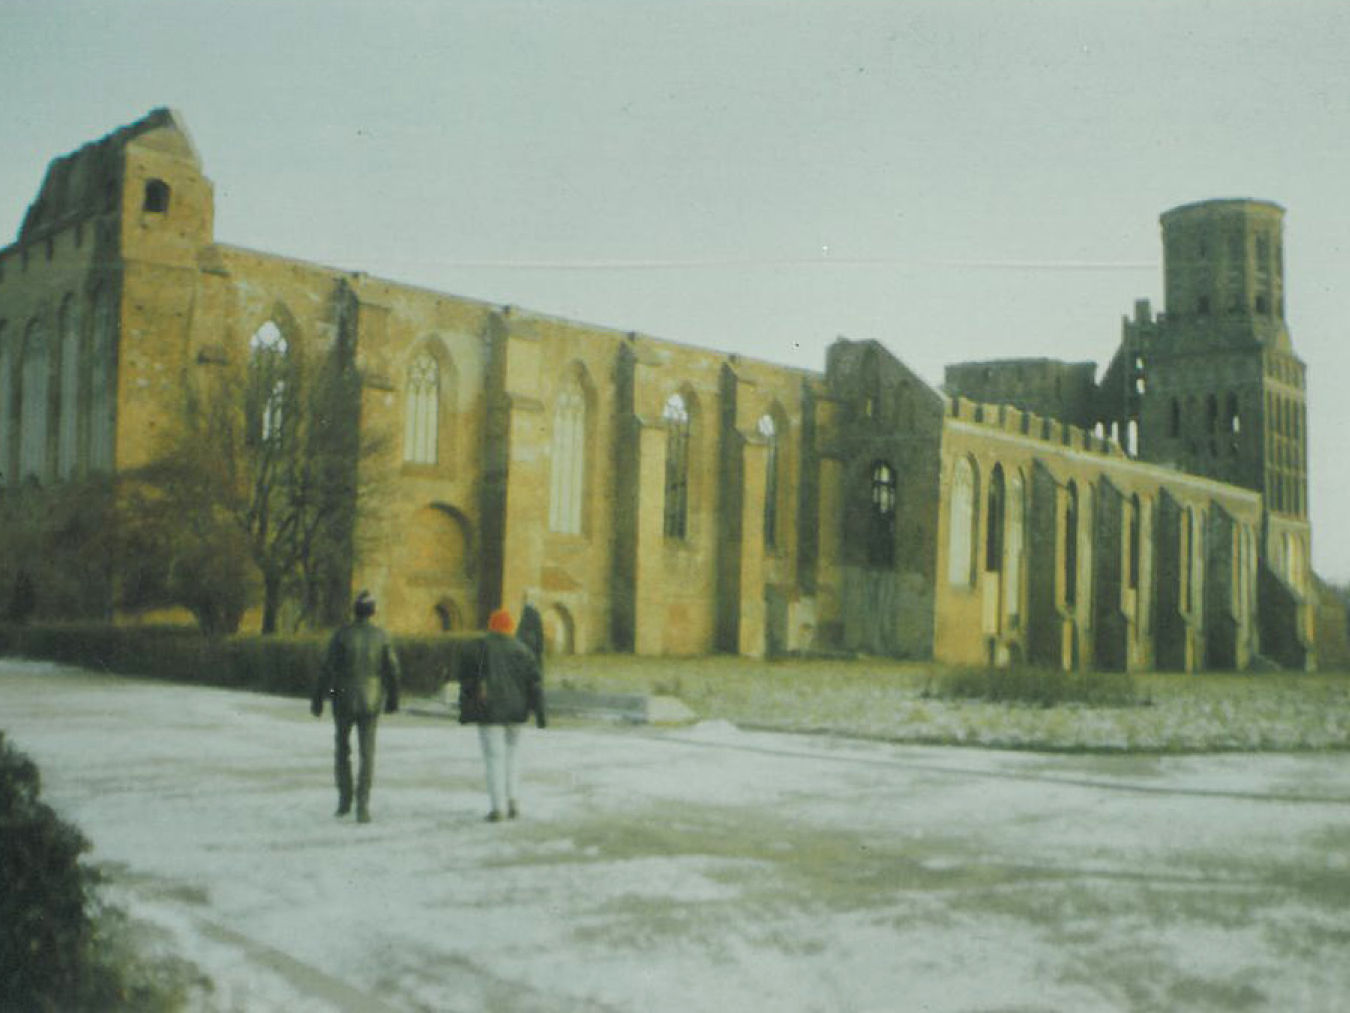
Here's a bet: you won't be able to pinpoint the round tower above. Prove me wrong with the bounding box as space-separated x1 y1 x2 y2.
1160 199 1287 344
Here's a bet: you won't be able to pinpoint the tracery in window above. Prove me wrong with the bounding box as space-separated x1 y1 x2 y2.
549 374 586 535
404 352 439 465
663 392 691 539
249 321 289 445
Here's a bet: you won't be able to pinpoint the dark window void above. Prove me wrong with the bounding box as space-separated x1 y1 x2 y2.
867 460 897 569
663 398 690 540
1128 495 1141 590
143 179 170 213
985 465 1005 572
1064 482 1079 607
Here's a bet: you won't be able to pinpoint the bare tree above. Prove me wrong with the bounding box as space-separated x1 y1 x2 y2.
128 319 389 635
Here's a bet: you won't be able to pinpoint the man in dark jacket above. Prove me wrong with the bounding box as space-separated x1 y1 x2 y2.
459 608 545 822
311 590 401 823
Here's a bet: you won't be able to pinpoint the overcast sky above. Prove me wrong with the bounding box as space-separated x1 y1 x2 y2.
3 1 1349 577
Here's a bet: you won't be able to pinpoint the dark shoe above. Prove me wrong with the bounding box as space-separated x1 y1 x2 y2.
356 807 371 824
507 801 519 819
335 803 351 817
485 810 504 823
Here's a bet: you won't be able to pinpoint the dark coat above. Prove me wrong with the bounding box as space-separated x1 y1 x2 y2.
312 619 402 719
459 633 545 727
517 603 545 669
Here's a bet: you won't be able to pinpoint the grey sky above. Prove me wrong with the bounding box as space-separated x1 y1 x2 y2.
3 1 1349 576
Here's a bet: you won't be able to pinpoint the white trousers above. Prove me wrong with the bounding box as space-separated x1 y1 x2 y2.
477 724 522 814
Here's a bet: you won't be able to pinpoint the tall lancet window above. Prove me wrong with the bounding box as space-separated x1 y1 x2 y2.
249 322 289 445
88 286 116 472
947 457 976 586
57 295 80 479
0 322 11 484
758 413 779 550
1005 471 1025 622
404 352 440 465
19 319 50 483
549 377 586 535
1064 482 1080 607
868 460 897 568
663 392 691 539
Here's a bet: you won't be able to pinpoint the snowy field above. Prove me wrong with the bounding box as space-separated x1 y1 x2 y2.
4 658 1350 1012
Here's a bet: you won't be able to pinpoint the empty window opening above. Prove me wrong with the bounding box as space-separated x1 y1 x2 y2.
248 322 289 445
663 392 691 539
758 413 779 550
985 465 1005 572
143 179 170 213
1063 482 1079 608
868 460 897 569
1128 494 1141 590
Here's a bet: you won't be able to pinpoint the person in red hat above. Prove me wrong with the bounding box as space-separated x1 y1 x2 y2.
459 607 546 821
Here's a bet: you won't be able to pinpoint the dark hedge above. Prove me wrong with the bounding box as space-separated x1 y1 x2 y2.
0 624 482 699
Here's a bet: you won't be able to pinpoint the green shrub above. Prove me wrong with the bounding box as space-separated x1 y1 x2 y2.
393 633 481 696
935 664 1138 707
0 731 202 1011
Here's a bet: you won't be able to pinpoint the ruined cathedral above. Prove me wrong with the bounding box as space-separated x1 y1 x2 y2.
0 109 1330 670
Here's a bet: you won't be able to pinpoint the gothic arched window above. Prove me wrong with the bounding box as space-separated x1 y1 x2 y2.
404 352 439 465
947 458 976 586
1064 481 1079 607
663 392 691 539
57 295 80 479
1005 471 1025 622
0 321 11 484
758 413 779 550
868 460 897 569
19 319 50 482
1128 493 1142 590
87 286 116 472
985 464 1005 572
549 376 586 535
248 321 289 445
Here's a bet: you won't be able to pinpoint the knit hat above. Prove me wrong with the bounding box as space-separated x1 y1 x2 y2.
488 608 515 634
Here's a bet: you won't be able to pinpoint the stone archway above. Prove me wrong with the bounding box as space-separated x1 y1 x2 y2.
433 597 462 632
543 604 575 656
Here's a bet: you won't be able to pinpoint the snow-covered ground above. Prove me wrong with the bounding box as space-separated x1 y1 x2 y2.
4 659 1350 1012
